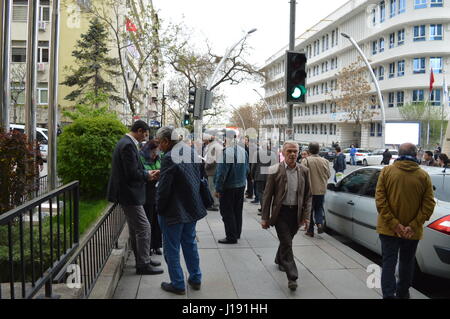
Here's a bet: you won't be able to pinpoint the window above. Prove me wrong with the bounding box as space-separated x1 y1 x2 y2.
331 31 335 48
414 25 426 41
398 0 406 13
397 91 404 106
390 0 396 17
372 8 376 26
372 41 378 55
363 170 381 198
413 89 425 103
370 123 376 136
12 41 26 62
37 84 48 105
38 41 49 63
430 57 443 73
39 1 51 22
380 1 386 22
389 33 395 48
379 66 385 80
335 28 339 46
397 60 405 76
430 24 443 40
431 89 441 106
413 58 426 74
322 36 326 52
12 0 28 21
379 38 385 52
389 63 395 78
398 29 405 45
388 92 395 107
430 0 443 6
414 0 427 8
340 170 375 194
377 123 383 137
326 34 329 50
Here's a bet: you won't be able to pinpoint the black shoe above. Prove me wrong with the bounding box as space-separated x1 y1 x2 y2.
161 282 186 295
250 199 259 204
288 280 298 291
188 279 201 291
136 264 164 275
305 232 314 238
218 238 237 244
317 224 324 234
396 292 410 299
258 208 262 212
207 206 219 211
149 258 161 267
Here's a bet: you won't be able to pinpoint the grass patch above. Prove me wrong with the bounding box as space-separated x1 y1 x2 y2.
79 199 109 235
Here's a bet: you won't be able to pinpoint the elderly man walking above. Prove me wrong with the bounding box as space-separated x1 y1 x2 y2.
261 141 312 291
107 120 163 275
215 133 249 244
155 127 207 295
301 142 331 237
375 143 435 299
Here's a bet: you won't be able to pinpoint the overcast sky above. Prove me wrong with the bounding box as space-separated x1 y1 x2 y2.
152 0 349 120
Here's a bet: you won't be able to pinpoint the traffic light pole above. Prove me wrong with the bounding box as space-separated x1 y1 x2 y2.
286 0 296 141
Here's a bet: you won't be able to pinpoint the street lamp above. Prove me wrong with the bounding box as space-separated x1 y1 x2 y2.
207 28 257 91
230 104 246 131
253 89 280 147
341 32 386 148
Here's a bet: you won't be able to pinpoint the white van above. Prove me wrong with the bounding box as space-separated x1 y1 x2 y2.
9 124 49 161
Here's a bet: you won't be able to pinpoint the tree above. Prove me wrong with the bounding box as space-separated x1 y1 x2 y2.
61 17 122 107
229 102 266 131
10 64 27 123
330 57 378 125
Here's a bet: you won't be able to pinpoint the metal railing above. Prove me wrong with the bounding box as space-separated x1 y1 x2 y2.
54 203 126 298
0 181 80 299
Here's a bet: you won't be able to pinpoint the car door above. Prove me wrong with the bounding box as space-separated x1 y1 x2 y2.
366 150 382 165
351 169 382 254
325 169 374 237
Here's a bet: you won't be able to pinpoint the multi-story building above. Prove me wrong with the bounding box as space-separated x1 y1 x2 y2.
261 0 450 149
9 0 161 126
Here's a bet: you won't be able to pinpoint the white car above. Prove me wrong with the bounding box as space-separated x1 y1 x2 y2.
10 124 48 161
362 149 399 166
324 166 450 280
343 148 372 165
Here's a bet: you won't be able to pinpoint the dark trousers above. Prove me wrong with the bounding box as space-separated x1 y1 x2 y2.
275 206 299 281
308 195 325 233
144 202 162 249
255 180 266 206
379 234 419 299
246 174 253 197
219 187 245 241
122 205 151 267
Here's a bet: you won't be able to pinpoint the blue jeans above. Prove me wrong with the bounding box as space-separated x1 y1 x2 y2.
158 216 202 290
308 195 325 233
379 234 419 299
350 155 356 165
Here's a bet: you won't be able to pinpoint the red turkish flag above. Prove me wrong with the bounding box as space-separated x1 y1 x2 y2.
126 18 137 32
430 67 435 92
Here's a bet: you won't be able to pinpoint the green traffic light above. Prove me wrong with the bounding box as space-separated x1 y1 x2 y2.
291 85 307 99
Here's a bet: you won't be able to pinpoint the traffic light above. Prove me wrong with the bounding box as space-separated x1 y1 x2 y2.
183 114 191 126
187 86 213 119
188 87 197 114
285 51 307 103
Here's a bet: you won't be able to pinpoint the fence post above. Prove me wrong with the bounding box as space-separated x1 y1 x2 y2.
73 184 80 244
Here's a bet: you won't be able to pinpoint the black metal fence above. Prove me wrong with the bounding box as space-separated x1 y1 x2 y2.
54 203 126 298
0 182 80 299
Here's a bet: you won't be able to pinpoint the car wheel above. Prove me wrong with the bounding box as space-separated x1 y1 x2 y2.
363 159 368 166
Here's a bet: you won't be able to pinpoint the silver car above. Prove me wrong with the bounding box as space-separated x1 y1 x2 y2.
324 166 450 279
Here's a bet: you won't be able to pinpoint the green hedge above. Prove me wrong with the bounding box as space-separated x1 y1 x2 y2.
57 116 127 199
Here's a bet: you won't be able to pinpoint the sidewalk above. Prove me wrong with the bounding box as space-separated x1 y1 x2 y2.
113 201 428 299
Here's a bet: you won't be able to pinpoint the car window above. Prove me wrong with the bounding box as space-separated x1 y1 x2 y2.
391 151 398 155
431 175 450 203
339 169 375 194
361 170 381 197
36 131 47 144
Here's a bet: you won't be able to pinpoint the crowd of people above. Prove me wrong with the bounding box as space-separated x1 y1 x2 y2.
106 121 442 298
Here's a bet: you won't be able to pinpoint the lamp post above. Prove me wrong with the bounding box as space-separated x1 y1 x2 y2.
253 88 280 146
230 104 246 131
207 28 257 91
341 32 386 148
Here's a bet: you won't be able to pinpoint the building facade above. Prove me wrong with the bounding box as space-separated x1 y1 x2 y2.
9 0 161 127
261 0 450 149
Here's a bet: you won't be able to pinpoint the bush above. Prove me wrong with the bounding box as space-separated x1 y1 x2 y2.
0 130 39 215
57 115 127 199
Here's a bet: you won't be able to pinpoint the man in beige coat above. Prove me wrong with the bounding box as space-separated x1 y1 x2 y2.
301 142 331 236
261 141 312 291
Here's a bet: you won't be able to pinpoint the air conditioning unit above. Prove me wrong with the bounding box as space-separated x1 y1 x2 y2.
38 21 46 31
37 63 45 72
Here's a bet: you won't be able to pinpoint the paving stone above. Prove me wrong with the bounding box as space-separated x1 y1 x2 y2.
293 246 345 271
316 241 363 269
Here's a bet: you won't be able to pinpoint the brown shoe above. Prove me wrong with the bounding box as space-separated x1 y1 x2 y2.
305 232 314 238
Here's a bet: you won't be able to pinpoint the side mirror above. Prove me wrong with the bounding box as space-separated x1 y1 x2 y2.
327 183 337 191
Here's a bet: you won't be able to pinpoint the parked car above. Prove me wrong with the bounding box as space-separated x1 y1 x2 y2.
9 124 48 161
319 147 336 161
343 148 372 165
362 149 399 166
324 166 450 279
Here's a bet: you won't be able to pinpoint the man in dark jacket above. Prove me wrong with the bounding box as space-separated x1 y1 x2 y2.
156 126 207 295
381 149 392 165
333 146 346 182
107 120 163 276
